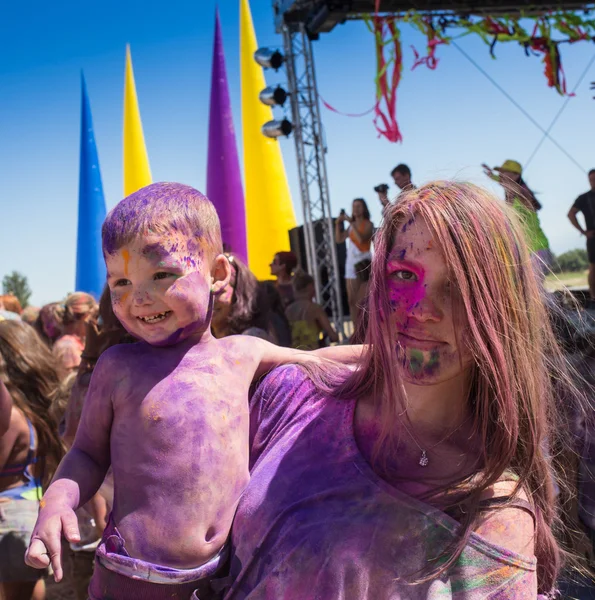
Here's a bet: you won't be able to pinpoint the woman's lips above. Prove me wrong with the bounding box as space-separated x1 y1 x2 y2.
397 331 446 350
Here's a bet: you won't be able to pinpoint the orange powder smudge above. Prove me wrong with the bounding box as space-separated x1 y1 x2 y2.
121 291 130 303
121 249 130 276
39 499 46 509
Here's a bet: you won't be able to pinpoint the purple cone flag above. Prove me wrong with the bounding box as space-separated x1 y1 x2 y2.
207 8 247 261
76 73 107 299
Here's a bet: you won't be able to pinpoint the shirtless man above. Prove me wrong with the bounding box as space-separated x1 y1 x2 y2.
25 182 349 599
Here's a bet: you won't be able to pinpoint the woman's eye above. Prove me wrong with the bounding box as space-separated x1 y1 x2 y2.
394 270 417 282
113 279 130 287
154 272 172 281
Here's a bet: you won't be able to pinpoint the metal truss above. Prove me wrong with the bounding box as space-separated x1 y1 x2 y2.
282 23 345 339
274 1 593 35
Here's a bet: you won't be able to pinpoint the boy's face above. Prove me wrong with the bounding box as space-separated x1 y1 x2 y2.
105 231 229 347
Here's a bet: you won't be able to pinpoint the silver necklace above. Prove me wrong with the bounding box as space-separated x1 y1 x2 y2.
399 417 469 467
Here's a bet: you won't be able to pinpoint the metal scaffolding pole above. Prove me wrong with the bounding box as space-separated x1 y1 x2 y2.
282 23 345 339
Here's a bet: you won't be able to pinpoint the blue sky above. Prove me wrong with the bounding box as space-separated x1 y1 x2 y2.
1 0 594 306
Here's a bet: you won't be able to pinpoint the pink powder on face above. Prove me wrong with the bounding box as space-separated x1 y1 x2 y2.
385 258 427 326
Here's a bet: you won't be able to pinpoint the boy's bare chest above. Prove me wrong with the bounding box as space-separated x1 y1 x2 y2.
113 361 251 441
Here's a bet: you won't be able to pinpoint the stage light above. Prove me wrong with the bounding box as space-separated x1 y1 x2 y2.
259 85 288 107
262 119 293 138
254 48 284 70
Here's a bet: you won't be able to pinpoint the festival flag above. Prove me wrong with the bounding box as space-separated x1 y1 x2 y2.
123 45 152 196
240 0 296 280
207 9 248 262
76 73 107 299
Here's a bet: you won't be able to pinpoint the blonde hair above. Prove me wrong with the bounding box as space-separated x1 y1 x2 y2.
62 292 97 326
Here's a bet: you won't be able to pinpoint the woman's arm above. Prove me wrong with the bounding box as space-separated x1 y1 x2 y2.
0 407 21 472
335 217 349 244
251 338 363 381
0 380 11 436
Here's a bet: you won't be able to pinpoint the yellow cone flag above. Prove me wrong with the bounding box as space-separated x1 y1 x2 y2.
123 45 152 196
240 0 297 280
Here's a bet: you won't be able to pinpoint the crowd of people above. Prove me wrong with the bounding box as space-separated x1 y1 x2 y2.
0 171 593 600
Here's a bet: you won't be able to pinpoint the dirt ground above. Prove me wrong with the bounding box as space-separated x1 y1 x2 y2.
45 577 77 600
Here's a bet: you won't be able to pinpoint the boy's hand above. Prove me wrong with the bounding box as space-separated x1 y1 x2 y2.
25 503 80 581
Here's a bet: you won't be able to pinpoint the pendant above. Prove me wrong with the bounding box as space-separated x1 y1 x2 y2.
419 450 429 467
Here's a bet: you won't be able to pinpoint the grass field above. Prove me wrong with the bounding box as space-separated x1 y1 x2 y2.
545 270 589 292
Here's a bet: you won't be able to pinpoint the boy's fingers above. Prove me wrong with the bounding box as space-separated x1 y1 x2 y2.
42 534 64 581
24 537 51 568
50 548 63 582
61 512 81 543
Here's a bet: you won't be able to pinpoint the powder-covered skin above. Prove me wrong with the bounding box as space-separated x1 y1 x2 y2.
226 366 540 599
30 225 268 568
26 212 357 581
386 217 471 384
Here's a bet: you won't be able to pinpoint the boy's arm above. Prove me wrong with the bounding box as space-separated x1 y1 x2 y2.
25 352 115 581
253 338 363 380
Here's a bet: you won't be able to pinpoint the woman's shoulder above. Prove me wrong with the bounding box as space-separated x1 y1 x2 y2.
249 365 325 465
252 364 314 405
473 479 536 558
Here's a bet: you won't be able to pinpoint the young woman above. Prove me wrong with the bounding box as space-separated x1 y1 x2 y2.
0 320 63 600
226 181 582 599
335 198 374 333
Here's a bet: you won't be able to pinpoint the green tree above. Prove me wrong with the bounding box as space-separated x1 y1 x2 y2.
555 249 589 273
2 271 32 308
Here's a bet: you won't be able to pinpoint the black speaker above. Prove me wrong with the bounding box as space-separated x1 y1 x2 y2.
288 219 349 317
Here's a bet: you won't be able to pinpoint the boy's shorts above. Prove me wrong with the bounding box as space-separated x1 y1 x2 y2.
88 516 229 600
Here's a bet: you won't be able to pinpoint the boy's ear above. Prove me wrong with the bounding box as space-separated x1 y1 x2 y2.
211 254 231 294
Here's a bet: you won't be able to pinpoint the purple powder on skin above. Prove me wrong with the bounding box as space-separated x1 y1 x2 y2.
401 217 415 234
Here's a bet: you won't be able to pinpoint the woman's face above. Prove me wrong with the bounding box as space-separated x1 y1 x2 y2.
212 262 237 334
42 312 61 339
352 200 365 218
269 254 284 277
384 215 472 385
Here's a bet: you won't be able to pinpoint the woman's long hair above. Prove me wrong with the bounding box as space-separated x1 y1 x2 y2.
224 254 272 336
311 181 585 592
0 320 64 489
